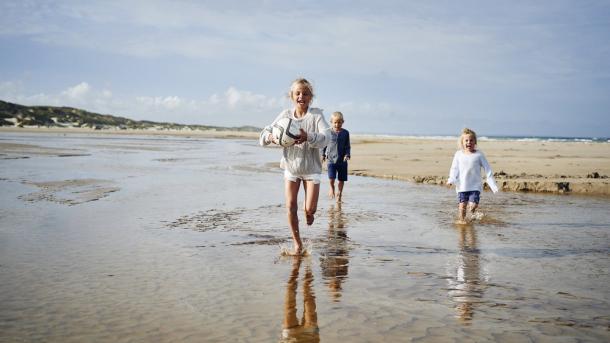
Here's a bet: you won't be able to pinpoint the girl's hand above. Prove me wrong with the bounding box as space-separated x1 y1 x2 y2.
294 129 308 144
268 133 278 145
343 156 350 162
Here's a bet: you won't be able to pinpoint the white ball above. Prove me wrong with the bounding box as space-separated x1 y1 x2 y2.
272 117 301 147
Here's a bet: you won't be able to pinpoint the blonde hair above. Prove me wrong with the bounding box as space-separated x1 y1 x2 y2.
458 128 477 150
330 111 344 123
289 77 315 99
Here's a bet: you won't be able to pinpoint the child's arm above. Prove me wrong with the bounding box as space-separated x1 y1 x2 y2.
259 126 273 146
344 131 351 161
305 113 331 148
259 112 285 146
447 152 459 186
480 153 499 193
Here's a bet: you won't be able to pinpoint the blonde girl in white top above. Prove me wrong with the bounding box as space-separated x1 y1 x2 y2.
260 78 331 254
447 128 499 224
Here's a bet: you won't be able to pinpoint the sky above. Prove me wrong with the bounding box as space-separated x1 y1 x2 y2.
1 0 609 137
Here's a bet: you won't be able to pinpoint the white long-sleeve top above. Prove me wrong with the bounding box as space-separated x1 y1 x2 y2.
447 150 499 193
259 107 331 176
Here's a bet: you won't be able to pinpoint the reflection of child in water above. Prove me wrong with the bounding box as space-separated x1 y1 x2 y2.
281 256 319 342
447 226 482 322
320 204 349 302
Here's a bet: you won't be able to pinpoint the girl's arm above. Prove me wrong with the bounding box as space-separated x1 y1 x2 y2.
259 112 285 146
480 153 499 193
306 113 331 148
259 126 273 146
447 152 459 185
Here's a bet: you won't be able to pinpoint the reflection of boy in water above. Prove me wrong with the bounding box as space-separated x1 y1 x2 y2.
320 204 349 302
281 256 319 343
447 226 483 323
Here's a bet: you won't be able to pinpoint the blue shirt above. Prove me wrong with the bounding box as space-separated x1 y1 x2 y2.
323 129 351 164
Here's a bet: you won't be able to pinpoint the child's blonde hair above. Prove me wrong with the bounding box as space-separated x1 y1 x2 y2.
458 128 477 150
289 77 315 99
330 111 344 123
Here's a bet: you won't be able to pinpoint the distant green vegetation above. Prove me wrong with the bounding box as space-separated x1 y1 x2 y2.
0 100 260 132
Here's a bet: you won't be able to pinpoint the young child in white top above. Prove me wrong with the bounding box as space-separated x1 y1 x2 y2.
447 128 499 224
260 78 331 255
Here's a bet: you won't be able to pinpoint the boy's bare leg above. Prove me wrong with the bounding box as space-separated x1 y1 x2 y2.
337 181 344 202
304 180 320 226
285 179 302 254
328 179 336 199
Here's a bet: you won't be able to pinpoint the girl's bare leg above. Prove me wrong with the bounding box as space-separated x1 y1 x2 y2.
328 179 336 199
285 179 302 254
458 202 467 223
304 180 320 226
469 202 478 214
283 256 301 329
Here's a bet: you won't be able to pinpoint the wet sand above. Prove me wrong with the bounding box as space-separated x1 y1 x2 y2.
0 131 609 342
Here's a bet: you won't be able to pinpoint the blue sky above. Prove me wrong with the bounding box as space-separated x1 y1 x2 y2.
1 0 609 137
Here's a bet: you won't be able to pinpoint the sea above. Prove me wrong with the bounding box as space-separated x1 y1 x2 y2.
358 133 610 143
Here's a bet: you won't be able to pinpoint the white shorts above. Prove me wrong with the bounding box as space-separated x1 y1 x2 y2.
284 170 321 184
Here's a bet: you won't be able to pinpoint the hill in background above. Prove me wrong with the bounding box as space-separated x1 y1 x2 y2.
0 100 260 132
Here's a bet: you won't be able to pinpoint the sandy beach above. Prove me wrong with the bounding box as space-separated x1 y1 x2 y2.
350 135 610 196
3 127 609 196
1 130 609 342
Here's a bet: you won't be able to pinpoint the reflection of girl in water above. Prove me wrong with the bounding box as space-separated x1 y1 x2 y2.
447 226 484 322
281 256 319 342
320 204 350 302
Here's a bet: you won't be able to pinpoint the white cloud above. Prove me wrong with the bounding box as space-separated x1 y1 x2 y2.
62 82 90 99
136 95 182 110
1 79 391 129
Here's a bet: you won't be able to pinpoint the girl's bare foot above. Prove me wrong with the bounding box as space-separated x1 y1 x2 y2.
328 189 335 199
294 243 303 255
456 219 468 225
306 213 314 226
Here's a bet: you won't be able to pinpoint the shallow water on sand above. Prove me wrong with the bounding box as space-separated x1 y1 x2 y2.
1 132 609 342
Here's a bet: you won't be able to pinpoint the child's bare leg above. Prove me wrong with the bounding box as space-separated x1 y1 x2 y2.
328 178 336 199
468 202 478 214
337 181 344 202
304 180 320 226
467 202 479 220
458 202 467 223
283 257 301 329
285 179 302 253
468 202 479 215
302 265 318 328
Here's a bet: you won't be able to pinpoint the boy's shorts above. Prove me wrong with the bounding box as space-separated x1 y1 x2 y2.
327 162 348 182
458 191 480 204
284 169 321 184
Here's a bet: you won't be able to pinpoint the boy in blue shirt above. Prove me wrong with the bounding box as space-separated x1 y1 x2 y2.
323 112 351 202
